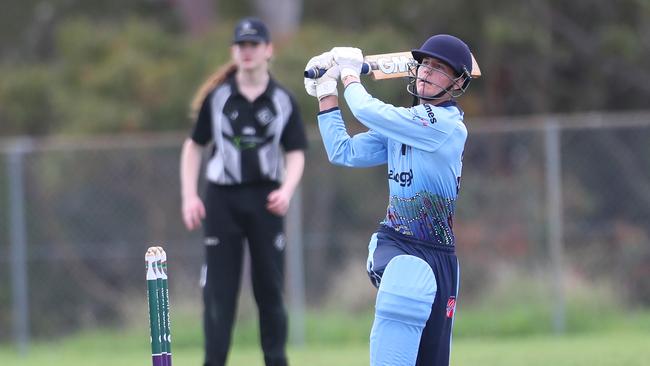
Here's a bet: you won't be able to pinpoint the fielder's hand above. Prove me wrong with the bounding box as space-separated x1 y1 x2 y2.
304 52 340 100
182 194 205 231
331 47 364 80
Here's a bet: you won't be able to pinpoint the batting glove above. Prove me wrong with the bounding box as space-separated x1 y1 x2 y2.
331 47 364 80
304 52 339 100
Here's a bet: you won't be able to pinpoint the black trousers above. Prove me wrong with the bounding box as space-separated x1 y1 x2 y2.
202 182 288 366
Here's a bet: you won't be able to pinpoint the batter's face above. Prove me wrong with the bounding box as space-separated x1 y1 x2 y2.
231 41 273 71
416 57 459 97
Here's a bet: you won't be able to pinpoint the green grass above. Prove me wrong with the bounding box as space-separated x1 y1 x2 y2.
2 330 650 366
1 310 649 366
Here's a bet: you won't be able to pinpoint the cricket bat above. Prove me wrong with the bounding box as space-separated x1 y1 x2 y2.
304 51 481 80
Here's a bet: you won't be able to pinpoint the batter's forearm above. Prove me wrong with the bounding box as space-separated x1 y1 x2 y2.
319 95 339 111
343 75 360 87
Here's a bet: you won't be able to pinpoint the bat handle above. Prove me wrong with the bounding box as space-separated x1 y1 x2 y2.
304 63 371 79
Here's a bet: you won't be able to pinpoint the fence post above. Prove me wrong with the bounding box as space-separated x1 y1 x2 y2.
544 120 566 333
286 184 306 346
7 138 32 354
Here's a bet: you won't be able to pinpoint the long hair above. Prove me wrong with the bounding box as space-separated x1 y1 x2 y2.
189 61 237 121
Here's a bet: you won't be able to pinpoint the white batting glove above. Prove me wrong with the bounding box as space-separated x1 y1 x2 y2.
331 47 364 80
303 52 339 100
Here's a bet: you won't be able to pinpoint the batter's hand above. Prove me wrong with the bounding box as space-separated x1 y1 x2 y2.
304 52 339 100
331 47 364 80
266 188 291 216
182 194 205 230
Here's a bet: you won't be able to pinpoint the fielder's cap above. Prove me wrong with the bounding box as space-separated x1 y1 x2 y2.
233 17 270 44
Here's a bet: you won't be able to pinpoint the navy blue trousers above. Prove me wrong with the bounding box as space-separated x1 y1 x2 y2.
367 226 459 366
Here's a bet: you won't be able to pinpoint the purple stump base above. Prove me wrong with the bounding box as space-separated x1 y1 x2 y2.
152 354 164 366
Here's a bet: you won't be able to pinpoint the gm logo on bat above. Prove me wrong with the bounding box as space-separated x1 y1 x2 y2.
365 52 415 79
375 55 412 74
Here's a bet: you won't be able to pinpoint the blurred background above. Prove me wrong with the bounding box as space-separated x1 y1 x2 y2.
1 0 649 363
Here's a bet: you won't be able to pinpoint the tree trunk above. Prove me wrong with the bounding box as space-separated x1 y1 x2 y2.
173 0 216 37
253 0 302 43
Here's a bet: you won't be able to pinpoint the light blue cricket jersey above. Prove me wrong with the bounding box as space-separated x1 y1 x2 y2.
317 83 467 245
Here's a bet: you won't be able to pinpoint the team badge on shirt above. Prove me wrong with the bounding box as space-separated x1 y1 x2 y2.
446 296 456 318
256 107 275 126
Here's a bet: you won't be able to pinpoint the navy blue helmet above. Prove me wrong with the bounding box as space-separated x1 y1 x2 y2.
408 34 474 100
411 34 472 78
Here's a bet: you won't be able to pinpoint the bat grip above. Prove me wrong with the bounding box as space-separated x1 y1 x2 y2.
304 63 371 79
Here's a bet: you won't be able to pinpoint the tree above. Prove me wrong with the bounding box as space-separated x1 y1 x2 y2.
172 0 217 37
254 0 302 42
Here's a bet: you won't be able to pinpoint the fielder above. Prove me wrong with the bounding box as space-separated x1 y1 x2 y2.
304 34 479 365
182 17 307 366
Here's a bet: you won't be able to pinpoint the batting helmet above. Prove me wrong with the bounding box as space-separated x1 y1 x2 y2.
407 34 474 100
411 34 472 78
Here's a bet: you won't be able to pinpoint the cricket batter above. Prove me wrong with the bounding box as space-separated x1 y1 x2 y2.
304 35 479 365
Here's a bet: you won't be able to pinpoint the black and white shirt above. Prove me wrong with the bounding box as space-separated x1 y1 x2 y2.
191 75 307 185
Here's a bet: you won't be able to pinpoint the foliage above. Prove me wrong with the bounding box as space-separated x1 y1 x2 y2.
0 18 413 137
302 0 650 114
2 1 650 135
0 66 55 135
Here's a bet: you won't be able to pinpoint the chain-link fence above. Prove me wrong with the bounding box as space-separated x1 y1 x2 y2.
1 112 650 351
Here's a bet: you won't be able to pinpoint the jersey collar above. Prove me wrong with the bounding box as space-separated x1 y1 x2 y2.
227 73 276 100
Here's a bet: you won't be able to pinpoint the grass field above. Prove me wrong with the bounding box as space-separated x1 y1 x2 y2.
2 330 650 366
2 308 650 366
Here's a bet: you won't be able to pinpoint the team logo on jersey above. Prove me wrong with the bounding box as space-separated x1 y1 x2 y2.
229 111 239 120
256 107 275 126
388 169 413 187
273 233 286 251
446 296 456 318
